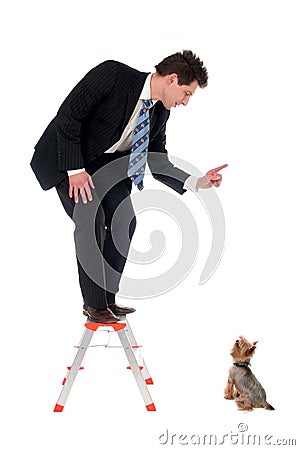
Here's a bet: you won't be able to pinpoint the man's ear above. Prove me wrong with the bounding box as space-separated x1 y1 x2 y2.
168 73 178 85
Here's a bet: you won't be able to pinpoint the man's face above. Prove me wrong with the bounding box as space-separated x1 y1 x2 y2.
161 74 199 110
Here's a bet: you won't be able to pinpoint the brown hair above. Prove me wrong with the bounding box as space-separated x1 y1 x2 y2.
155 50 208 88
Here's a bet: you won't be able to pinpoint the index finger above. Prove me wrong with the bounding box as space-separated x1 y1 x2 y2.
211 164 228 173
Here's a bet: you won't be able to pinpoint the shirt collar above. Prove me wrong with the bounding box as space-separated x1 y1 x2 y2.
139 73 156 105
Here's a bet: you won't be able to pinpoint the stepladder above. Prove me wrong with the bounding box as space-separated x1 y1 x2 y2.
54 315 155 412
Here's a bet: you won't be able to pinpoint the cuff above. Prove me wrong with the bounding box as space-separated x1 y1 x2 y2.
67 168 86 176
183 175 198 192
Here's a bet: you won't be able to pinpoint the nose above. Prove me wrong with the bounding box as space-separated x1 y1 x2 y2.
181 96 190 106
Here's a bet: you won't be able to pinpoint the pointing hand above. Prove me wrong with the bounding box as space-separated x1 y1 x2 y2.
196 164 228 190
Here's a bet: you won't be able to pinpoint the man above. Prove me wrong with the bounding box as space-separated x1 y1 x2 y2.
31 50 227 323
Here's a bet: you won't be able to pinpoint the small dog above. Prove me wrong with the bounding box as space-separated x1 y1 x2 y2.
224 336 274 411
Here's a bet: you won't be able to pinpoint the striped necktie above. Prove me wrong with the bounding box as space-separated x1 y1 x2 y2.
127 99 153 190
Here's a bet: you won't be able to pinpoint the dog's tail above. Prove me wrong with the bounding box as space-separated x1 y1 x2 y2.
264 402 275 410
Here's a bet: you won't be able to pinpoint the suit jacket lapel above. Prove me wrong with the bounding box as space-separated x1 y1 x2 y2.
149 104 157 131
120 72 150 131
149 101 169 135
121 92 139 131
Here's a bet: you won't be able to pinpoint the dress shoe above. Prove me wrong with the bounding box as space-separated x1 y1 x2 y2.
83 306 120 323
108 303 136 315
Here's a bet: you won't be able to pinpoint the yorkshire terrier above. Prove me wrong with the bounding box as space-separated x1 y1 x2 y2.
224 336 274 411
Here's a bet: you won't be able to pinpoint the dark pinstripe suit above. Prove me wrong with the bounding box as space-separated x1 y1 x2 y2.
31 60 191 308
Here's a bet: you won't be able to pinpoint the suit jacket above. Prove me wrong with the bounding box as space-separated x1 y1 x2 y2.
30 60 190 194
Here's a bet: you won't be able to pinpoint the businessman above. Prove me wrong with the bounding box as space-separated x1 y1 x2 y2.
31 50 227 323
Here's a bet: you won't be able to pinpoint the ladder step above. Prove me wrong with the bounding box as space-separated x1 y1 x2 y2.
62 366 84 385
145 377 154 385
85 322 126 332
127 365 144 371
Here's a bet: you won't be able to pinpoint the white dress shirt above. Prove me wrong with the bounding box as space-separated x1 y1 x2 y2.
68 73 198 191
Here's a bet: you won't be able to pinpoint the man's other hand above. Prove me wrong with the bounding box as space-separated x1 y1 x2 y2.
68 171 95 204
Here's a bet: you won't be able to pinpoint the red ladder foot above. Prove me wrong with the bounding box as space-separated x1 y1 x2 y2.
146 403 156 411
54 404 64 412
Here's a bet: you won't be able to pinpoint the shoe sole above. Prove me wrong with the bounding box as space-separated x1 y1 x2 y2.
82 309 120 323
83 307 135 316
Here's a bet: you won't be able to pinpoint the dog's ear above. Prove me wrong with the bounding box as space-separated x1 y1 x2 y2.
253 341 258 346
246 345 256 356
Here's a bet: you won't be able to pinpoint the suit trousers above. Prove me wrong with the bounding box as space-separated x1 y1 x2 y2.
55 150 136 309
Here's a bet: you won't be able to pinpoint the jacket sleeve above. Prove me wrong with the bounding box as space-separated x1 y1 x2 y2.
148 120 191 195
56 60 119 171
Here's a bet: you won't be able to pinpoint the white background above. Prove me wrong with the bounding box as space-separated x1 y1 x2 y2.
1 0 299 448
